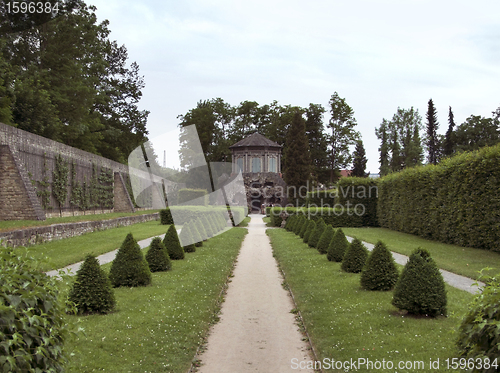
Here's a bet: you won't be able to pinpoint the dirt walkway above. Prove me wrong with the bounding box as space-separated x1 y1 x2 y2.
197 214 313 373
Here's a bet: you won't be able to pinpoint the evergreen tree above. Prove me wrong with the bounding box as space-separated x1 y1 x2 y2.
317 225 334 254
163 225 185 260
360 241 398 291
426 99 439 165
341 238 369 273
327 228 349 262
392 248 447 317
351 140 368 177
308 218 326 248
283 110 311 200
442 106 456 157
68 254 116 314
375 119 391 176
109 233 152 287
305 103 329 184
303 220 316 244
145 237 171 272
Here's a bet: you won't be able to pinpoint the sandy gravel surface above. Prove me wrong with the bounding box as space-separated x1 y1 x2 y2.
197 214 314 373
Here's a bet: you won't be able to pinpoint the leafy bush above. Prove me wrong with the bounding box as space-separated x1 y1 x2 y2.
392 248 447 317
377 144 500 251
179 224 196 253
456 271 500 372
188 220 203 247
160 208 174 225
195 217 208 242
317 225 334 254
305 188 337 207
0 247 76 372
68 254 116 314
109 233 152 287
303 220 316 244
336 177 379 226
308 218 326 248
294 216 306 235
145 237 172 272
163 225 185 260
269 206 363 228
177 188 208 205
327 228 349 262
360 241 398 291
285 215 296 231
341 238 369 273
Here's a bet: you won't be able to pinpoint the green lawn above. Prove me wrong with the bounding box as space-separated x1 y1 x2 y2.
65 227 247 373
268 228 473 372
29 220 169 272
0 209 161 232
341 227 500 280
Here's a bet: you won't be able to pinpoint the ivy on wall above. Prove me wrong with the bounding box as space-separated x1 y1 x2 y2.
37 153 52 210
52 154 69 216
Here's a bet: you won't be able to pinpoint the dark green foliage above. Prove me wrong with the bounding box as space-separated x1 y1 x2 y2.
180 224 196 253
69 254 115 315
285 215 296 231
163 225 185 260
327 228 349 262
351 140 368 177
360 241 398 291
299 217 309 238
317 225 334 254
269 206 363 228
189 220 203 247
201 215 214 238
377 143 500 251
145 237 171 272
195 217 208 242
426 98 439 165
308 218 325 248
303 220 316 244
341 238 369 273
305 188 337 208
0 248 75 372
294 216 305 235
456 271 500 371
160 208 174 225
109 233 152 287
392 248 447 317
336 177 378 227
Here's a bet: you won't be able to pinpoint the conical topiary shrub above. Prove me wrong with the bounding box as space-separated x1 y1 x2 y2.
194 217 208 242
146 237 171 272
201 215 214 238
317 225 334 254
341 238 369 273
303 220 316 244
109 233 152 287
308 218 325 248
163 225 185 260
392 248 447 317
299 217 309 238
180 224 196 253
360 241 398 291
285 215 296 231
189 219 203 247
294 216 305 235
207 214 218 236
68 254 115 314
327 228 349 262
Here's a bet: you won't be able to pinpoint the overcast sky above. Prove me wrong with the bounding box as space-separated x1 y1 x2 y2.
89 0 500 173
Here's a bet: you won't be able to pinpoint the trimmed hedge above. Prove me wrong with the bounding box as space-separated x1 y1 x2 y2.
327 228 349 262
163 225 185 260
178 188 208 205
317 225 334 254
145 237 172 272
336 177 378 227
308 218 326 248
269 206 363 228
341 238 369 273
360 241 398 291
305 188 337 207
160 208 174 225
377 144 500 251
160 206 245 227
303 220 316 244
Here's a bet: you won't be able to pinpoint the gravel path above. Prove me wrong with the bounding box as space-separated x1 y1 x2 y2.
196 214 313 373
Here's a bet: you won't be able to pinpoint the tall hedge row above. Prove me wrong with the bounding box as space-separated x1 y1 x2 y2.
336 177 379 227
177 188 208 205
377 144 500 252
269 206 363 228
305 188 337 207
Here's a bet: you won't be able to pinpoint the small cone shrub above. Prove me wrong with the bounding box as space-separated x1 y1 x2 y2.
327 228 349 262
69 254 115 314
285 215 296 231
308 218 325 248
146 237 171 272
360 241 398 291
341 238 369 273
195 217 208 242
180 224 196 253
299 217 309 238
392 247 447 317
317 225 334 254
456 271 500 367
163 225 185 260
294 216 305 235
202 215 214 238
207 214 218 236
189 220 203 247
303 220 316 244
110 233 152 287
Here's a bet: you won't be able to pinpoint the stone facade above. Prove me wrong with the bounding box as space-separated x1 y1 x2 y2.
113 172 135 213
0 213 159 247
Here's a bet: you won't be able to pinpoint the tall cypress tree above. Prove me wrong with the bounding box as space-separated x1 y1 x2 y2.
283 110 311 200
351 140 368 177
375 119 390 177
442 106 456 157
426 99 439 165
